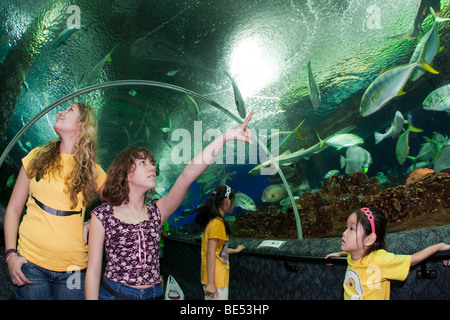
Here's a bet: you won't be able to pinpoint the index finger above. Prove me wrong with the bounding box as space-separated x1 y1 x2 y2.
242 110 253 128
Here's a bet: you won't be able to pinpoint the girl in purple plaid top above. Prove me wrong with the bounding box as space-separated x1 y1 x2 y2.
85 111 253 300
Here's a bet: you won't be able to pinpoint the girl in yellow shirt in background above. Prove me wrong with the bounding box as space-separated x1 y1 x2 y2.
195 185 245 300
326 207 450 300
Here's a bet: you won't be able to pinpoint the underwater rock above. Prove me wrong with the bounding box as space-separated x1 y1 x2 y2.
405 168 434 185
232 172 450 239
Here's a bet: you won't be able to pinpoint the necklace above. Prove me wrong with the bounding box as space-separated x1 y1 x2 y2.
126 203 145 224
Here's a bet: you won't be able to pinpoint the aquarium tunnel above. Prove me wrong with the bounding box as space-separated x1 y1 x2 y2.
1 0 449 300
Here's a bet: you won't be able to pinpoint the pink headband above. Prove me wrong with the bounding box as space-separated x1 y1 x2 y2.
360 207 375 234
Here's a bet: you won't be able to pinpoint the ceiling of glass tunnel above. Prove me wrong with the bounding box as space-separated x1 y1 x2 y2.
1 0 450 199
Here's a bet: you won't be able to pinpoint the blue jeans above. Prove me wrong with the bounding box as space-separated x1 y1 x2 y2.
99 278 163 300
15 260 85 300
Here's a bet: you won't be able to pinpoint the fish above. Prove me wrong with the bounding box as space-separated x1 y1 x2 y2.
340 146 372 174
390 0 441 40
261 184 303 203
184 95 200 120
234 192 257 211
360 46 438 117
83 42 120 86
158 109 173 133
7 174 15 188
423 134 450 161
396 115 424 165
225 72 246 118
409 8 450 81
317 133 364 149
17 139 30 153
52 25 87 48
423 83 450 112
167 69 180 76
323 170 340 180
375 172 388 184
307 61 321 109
264 119 305 150
434 145 450 172
407 131 445 166
249 126 356 174
374 111 406 144
279 196 299 207
407 161 430 173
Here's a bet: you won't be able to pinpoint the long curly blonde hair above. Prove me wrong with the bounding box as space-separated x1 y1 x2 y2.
27 102 99 209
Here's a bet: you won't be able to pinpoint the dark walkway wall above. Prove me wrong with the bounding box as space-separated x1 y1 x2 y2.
161 225 450 300
1 225 449 300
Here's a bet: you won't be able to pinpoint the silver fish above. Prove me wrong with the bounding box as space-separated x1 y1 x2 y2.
261 184 302 203
234 192 257 211
409 8 450 81
307 61 321 109
423 83 450 112
396 115 424 165
340 146 372 174
52 25 87 48
374 111 406 144
249 126 355 175
360 46 438 117
434 145 450 172
226 72 246 118
390 0 441 39
158 110 173 133
83 43 120 86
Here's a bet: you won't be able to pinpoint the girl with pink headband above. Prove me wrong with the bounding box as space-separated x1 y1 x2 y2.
326 207 450 300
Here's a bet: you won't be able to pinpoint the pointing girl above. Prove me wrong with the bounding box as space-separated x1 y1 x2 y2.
85 111 253 300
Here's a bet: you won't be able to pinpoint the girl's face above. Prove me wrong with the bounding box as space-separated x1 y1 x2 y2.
54 104 82 136
220 197 235 216
341 213 368 258
127 158 156 191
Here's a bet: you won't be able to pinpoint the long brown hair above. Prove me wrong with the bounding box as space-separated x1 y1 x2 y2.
27 102 100 209
102 147 155 206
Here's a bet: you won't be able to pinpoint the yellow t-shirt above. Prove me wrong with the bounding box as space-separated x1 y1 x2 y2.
17 147 106 271
344 249 411 300
200 218 230 288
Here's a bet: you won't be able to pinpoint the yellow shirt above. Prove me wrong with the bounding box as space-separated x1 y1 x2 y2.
200 218 230 288
17 147 106 271
344 249 411 300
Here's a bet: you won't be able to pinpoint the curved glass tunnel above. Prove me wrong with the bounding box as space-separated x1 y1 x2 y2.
1 0 449 242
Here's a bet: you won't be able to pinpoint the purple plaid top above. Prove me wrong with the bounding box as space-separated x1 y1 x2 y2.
92 202 162 286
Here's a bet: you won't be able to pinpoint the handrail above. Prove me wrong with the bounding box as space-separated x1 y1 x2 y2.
165 236 450 265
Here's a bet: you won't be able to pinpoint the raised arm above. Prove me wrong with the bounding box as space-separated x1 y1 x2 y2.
410 243 450 267
156 111 253 222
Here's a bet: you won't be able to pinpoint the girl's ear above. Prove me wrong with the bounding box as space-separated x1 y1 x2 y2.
364 233 377 247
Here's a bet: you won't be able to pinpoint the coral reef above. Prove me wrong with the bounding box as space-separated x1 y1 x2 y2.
233 172 450 239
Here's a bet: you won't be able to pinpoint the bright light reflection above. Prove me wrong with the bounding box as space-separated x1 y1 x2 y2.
229 37 279 96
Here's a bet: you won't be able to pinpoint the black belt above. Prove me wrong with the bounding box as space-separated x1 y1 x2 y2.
32 195 82 216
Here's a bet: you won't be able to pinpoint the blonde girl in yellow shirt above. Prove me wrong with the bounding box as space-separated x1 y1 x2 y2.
195 185 245 300
4 102 107 300
326 207 450 300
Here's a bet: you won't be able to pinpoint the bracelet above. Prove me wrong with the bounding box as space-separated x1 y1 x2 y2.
5 252 17 262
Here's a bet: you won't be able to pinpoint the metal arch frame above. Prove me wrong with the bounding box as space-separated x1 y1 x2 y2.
0 79 303 239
